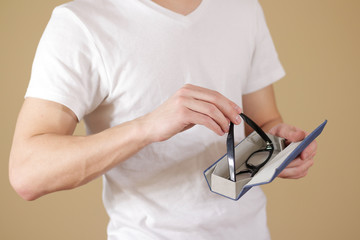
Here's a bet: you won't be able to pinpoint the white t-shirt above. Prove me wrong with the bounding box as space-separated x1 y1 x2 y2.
26 0 285 239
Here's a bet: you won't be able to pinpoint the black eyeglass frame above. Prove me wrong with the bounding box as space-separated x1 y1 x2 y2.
227 113 274 182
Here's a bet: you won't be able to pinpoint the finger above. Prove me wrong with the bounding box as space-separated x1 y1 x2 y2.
300 140 318 160
278 157 314 179
284 153 315 168
184 109 225 136
180 84 242 125
284 157 304 168
182 97 229 133
269 124 306 142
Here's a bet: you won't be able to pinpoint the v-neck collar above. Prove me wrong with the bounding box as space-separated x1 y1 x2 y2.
136 0 208 25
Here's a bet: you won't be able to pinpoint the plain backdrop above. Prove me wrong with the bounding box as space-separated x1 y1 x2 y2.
1 0 359 239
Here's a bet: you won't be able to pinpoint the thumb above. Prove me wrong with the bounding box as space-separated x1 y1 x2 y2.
269 123 306 143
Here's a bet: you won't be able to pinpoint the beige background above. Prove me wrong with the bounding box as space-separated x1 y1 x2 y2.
1 0 359 239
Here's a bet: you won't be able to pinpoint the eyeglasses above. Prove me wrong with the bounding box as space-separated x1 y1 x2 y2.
227 113 274 182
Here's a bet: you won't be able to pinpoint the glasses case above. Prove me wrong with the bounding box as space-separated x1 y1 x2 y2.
203 120 327 200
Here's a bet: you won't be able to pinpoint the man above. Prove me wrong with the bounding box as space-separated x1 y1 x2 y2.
9 0 317 239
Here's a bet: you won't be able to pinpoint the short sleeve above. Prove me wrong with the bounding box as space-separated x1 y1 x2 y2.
243 1 286 94
25 6 109 121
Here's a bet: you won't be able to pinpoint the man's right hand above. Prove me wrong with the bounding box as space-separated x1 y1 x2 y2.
138 84 243 143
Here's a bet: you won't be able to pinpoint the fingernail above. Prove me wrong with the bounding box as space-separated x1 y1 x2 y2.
235 115 241 124
234 105 242 114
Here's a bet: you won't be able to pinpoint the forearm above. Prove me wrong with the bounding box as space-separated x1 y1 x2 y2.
244 115 283 136
260 116 283 133
242 85 283 136
9 119 149 200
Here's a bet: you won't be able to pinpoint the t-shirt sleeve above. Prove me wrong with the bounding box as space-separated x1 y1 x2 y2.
25 6 109 121
243 1 286 94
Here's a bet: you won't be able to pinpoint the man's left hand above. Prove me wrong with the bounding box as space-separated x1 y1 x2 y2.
269 123 318 179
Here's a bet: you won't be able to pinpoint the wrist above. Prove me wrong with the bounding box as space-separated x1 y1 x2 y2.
262 117 283 133
131 115 157 146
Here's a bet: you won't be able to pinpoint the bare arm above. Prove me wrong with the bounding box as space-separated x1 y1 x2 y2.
242 85 283 135
9 98 150 200
9 84 242 200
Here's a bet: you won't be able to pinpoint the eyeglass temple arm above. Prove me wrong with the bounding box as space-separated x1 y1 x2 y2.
227 122 236 182
227 113 273 182
239 113 273 145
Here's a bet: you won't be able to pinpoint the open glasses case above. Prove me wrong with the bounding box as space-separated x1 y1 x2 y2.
204 120 327 200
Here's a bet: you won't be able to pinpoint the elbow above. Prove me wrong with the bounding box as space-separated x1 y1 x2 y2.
9 162 42 201
9 172 41 201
